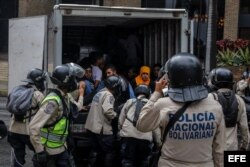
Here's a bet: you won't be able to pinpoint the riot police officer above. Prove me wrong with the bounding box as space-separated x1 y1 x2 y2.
85 76 122 167
137 53 225 167
119 84 161 167
236 69 250 96
8 68 46 167
210 67 249 150
29 64 83 167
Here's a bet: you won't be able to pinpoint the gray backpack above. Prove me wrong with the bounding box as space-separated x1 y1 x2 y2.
6 85 35 122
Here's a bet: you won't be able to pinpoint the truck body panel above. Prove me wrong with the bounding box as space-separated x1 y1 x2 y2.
8 16 47 92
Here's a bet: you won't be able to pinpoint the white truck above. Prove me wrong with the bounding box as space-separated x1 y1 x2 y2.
8 4 190 165
8 4 189 91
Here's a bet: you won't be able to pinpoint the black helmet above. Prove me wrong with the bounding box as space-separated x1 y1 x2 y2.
211 67 234 89
67 62 85 79
104 76 122 96
134 84 150 98
22 68 46 91
206 69 216 92
50 65 77 92
165 53 208 102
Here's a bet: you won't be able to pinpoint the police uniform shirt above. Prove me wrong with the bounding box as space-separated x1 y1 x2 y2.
85 88 117 135
218 88 250 151
119 96 161 146
29 89 68 155
137 92 225 167
9 88 44 135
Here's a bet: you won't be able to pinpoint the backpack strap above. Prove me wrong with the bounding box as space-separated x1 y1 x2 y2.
162 102 192 142
124 99 137 124
125 99 140 125
23 105 39 122
133 99 146 127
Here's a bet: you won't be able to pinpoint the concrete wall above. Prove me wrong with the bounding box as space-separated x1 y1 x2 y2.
223 0 239 40
104 0 141 7
19 0 54 17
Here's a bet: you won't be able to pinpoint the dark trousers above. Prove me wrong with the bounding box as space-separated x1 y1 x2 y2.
89 131 115 167
7 132 34 167
46 150 70 167
121 137 151 167
32 150 70 167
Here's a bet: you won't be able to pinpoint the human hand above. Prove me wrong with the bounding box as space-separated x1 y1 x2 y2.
79 81 86 96
155 76 168 93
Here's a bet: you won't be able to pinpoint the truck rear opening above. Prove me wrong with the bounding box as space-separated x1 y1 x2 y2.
53 4 189 69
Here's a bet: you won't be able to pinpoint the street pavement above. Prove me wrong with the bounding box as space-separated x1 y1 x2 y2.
0 97 33 167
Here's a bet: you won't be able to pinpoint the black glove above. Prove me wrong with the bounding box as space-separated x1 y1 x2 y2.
33 151 48 166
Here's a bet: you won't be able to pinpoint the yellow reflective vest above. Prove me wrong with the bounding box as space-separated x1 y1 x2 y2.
40 93 69 148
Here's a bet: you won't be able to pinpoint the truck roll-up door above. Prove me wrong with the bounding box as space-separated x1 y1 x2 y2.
142 19 181 66
8 16 47 92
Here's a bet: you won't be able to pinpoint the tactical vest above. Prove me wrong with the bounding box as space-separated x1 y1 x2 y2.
213 91 239 128
40 93 69 148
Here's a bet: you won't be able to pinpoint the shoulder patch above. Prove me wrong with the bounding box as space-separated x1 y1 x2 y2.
109 96 115 104
44 102 57 114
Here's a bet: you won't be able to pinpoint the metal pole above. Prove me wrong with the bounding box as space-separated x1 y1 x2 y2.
180 13 189 52
53 9 63 67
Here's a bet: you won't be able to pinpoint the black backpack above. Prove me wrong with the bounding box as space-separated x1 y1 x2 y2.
6 85 36 122
213 91 239 128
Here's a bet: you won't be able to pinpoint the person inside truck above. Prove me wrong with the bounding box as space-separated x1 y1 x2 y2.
151 63 162 82
90 51 105 89
81 62 95 96
127 66 138 83
131 65 155 92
